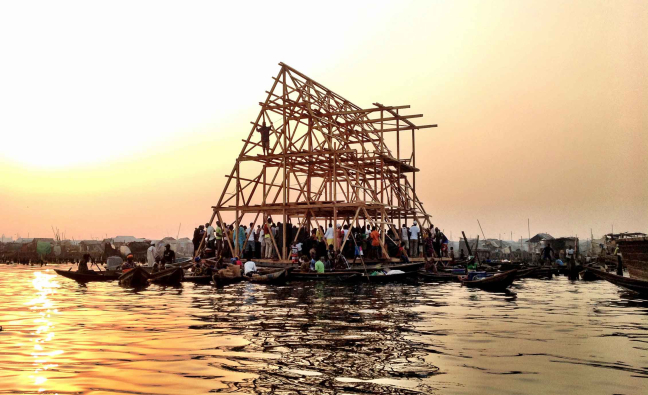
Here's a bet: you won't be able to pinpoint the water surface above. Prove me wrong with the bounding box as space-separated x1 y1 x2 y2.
1 264 647 394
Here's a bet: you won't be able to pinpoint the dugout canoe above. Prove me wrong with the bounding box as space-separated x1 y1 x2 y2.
588 268 648 294
54 269 120 283
346 261 425 272
514 268 537 278
418 271 460 282
360 271 418 283
289 271 362 282
212 273 244 287
246 268 288 285
460 270 517 292
149 267 184 286
118 266 150 288
182 275 213 284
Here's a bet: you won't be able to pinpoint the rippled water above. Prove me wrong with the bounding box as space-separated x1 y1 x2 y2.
1 264 647 394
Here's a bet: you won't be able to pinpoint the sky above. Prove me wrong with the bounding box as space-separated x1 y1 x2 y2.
0 0 646 242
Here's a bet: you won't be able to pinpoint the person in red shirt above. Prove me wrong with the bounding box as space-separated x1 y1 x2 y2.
370 226 381 259
398 242 410 263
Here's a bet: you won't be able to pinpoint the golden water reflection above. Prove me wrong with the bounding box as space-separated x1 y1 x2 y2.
1 265 647 394
27 271 61 393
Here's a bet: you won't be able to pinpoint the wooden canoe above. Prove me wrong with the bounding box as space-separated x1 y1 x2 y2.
212 273 244 287
149 267 184 286
588 268 648 294
54 269 120 282
346 261 424 272
579 269 600 281
460 270 517 291
182 275 212 284
360 271 418 283
514 268 537 278
246 268 288 284
289 271 362 282
118 266 150 288
418 271 460 282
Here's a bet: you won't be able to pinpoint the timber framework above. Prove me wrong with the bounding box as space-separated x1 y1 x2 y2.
206 62 437 262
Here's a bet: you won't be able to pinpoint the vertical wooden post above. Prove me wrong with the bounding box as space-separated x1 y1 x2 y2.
281 66 288 260
235 160 240 257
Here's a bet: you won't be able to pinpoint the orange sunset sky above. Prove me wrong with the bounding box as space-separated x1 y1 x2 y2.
0 1 646 243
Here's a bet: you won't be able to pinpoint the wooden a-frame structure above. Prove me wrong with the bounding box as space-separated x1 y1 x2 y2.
205 63 437 262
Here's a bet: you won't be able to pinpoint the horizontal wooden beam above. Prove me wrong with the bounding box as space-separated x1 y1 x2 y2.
345 114 423 125
239 149 356 162
371 124 437 133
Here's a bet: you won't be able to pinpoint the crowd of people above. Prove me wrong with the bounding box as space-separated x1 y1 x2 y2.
193 217 456 263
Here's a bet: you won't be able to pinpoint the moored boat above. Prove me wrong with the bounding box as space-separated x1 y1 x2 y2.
514 268 537 278
245 268 288 284
289 271 361 282
182 275 212 284
418 271 460 282
212 273 244 287
346 261 424 273
616 236 648 281
118 266 150 288
54 269 120 282
588 268 648 294
460 269 517 292
360 271 417 283
149 267 184 286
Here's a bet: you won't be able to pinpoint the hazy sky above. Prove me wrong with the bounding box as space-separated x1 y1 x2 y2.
0 0 646 242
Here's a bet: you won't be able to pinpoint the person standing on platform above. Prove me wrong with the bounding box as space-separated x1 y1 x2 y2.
206 223 215 249
325 223 334 247
409 222 420 258
192 226 203 255
370 226 381 259
257 121 271 155
401 224 410 252
246 223 255 259
566 245 576 277
263 219 273 259
215 221 223 256
433 227 442 258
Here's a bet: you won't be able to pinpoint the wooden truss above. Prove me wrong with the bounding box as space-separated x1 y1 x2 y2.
206 62 437 262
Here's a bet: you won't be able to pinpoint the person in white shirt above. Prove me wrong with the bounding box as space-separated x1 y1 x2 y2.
409 222 420 257
324 223 334 247
244 260 258 276
146 242 157 267
206 223 215 249
401 224 409 251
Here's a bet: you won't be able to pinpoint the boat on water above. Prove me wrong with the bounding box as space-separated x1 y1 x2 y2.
163 257 193 269
54 269 120 282
149 267 184 286
118 266 150 288
346 261 425 273
212 273 244 287
182 275 212 284
459 270 517 291
588 268 648 294
289 271 361 282
245 268 288 285
616 235 648 281
359 271 418 283
418 271 460 282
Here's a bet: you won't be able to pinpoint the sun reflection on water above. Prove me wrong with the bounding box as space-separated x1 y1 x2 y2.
27 271 61 392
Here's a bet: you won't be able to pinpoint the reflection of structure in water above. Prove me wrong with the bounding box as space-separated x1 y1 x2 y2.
195 283 439 394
